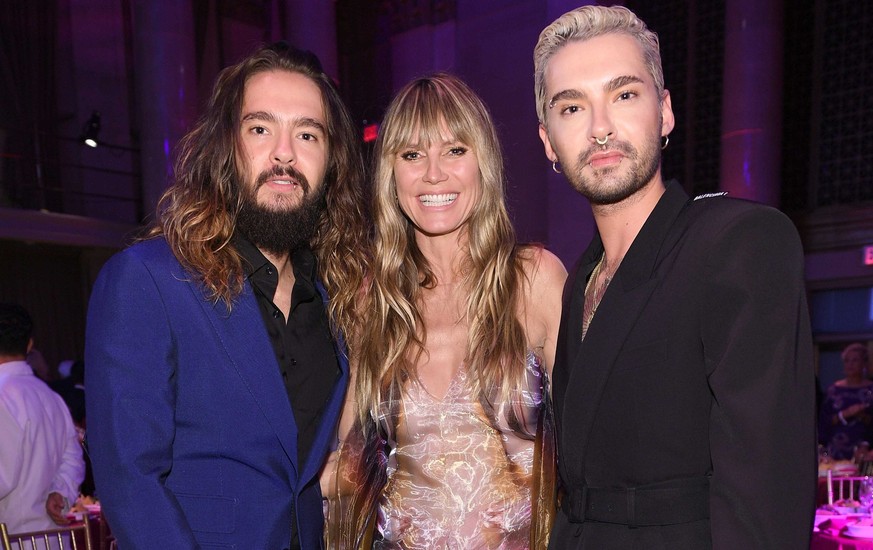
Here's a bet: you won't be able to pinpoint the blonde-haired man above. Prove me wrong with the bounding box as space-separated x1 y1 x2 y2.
535 6 815 548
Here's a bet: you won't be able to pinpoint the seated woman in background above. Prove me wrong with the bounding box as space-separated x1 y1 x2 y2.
321 73 566 549
820 343 873 460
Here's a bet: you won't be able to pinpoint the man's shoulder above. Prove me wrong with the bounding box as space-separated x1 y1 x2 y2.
688 191 774 214
675 192 803 262
93 237 195 298
684 192 794 231
102 237 182 273
118 236 175 261
0 366 68 416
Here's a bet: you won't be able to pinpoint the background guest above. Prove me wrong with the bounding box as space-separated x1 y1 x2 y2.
0 303 85 536
25 346 54 383
50 359 86 428
820 343 873 460
50 359 93 497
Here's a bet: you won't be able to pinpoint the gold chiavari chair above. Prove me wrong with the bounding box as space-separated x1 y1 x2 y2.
1 520 93 550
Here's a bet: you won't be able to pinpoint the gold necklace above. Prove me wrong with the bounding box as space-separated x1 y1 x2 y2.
580 253 621 341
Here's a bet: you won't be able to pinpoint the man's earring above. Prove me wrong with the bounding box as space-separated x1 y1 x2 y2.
661 135 670 150
552 160 562 174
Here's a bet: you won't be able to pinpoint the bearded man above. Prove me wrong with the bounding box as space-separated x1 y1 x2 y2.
85 43 368 550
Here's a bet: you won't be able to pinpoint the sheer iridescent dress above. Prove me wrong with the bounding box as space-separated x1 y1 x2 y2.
324 351 555 549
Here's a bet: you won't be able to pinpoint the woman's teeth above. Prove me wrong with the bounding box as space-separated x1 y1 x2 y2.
419 193 458 206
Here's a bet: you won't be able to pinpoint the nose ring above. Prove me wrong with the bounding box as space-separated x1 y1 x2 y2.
595 135 610 146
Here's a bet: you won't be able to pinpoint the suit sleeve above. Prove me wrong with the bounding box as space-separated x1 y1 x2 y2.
85 250 199 549
700 207 816 549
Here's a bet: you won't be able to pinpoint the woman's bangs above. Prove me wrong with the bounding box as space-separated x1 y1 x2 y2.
386 86 474 154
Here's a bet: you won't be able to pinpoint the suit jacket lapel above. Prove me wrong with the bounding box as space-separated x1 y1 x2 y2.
560 182 691 475
193 283 301 478
553 240 601 427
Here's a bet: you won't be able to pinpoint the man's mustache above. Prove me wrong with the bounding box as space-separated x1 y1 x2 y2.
578 140 636 165
255 165 310 193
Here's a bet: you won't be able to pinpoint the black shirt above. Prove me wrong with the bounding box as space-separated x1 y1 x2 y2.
235 235 340 549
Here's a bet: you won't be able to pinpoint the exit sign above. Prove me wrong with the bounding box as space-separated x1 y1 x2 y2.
363 123 379 143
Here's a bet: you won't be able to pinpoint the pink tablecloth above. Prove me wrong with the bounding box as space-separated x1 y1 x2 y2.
813 531 873 549
813 517 873 549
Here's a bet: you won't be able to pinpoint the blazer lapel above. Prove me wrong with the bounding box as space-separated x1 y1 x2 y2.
194 283 300 477
553 240 601 426
560 182 691 476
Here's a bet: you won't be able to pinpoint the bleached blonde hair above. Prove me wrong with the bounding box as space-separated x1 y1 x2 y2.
533 5 664 125
843 343 870 364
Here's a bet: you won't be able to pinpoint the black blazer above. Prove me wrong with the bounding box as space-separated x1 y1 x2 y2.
550 181 816 549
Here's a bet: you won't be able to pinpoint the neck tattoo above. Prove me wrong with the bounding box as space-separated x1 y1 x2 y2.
581 252 622 341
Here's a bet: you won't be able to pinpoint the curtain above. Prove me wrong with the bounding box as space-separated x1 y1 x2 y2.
0 1 60 210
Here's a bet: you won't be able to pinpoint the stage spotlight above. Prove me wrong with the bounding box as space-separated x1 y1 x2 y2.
80 111 101 147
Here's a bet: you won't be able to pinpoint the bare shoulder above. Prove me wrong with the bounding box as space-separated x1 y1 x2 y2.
518 246 568 296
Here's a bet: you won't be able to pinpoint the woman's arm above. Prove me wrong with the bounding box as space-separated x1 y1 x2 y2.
521 247 567 379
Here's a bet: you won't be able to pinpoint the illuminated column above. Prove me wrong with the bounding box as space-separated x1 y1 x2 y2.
274 1 338 80
132 0 197 217
719 0 783 206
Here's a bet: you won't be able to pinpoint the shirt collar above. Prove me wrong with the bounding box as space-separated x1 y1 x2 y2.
233 233 319 285
0 360 35 377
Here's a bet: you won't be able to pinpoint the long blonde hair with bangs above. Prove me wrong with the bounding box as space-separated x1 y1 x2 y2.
357 73 530 423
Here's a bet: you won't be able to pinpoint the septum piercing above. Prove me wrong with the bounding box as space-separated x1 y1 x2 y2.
595 135 610 146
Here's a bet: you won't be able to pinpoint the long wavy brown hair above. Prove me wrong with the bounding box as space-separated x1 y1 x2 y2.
356 73 530 423
148 43 369 338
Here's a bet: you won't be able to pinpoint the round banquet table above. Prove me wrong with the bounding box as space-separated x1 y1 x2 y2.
813 530 873 549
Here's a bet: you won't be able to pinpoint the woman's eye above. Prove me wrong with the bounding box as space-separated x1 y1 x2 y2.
300 133 317 141
400 150 421 161
448 146 467 156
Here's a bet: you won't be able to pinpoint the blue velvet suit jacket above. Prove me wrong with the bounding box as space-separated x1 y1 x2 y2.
85 238 348 549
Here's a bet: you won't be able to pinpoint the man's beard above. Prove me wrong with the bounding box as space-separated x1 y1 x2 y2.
235 165 327 256
565 132 661 206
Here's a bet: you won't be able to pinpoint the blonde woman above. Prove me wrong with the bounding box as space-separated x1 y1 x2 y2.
820 343 873 460
322 73 566 549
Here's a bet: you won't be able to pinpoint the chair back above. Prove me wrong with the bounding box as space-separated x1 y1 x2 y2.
0 521 93 550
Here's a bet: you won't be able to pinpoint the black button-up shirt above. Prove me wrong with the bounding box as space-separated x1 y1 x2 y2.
235 235 340 549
